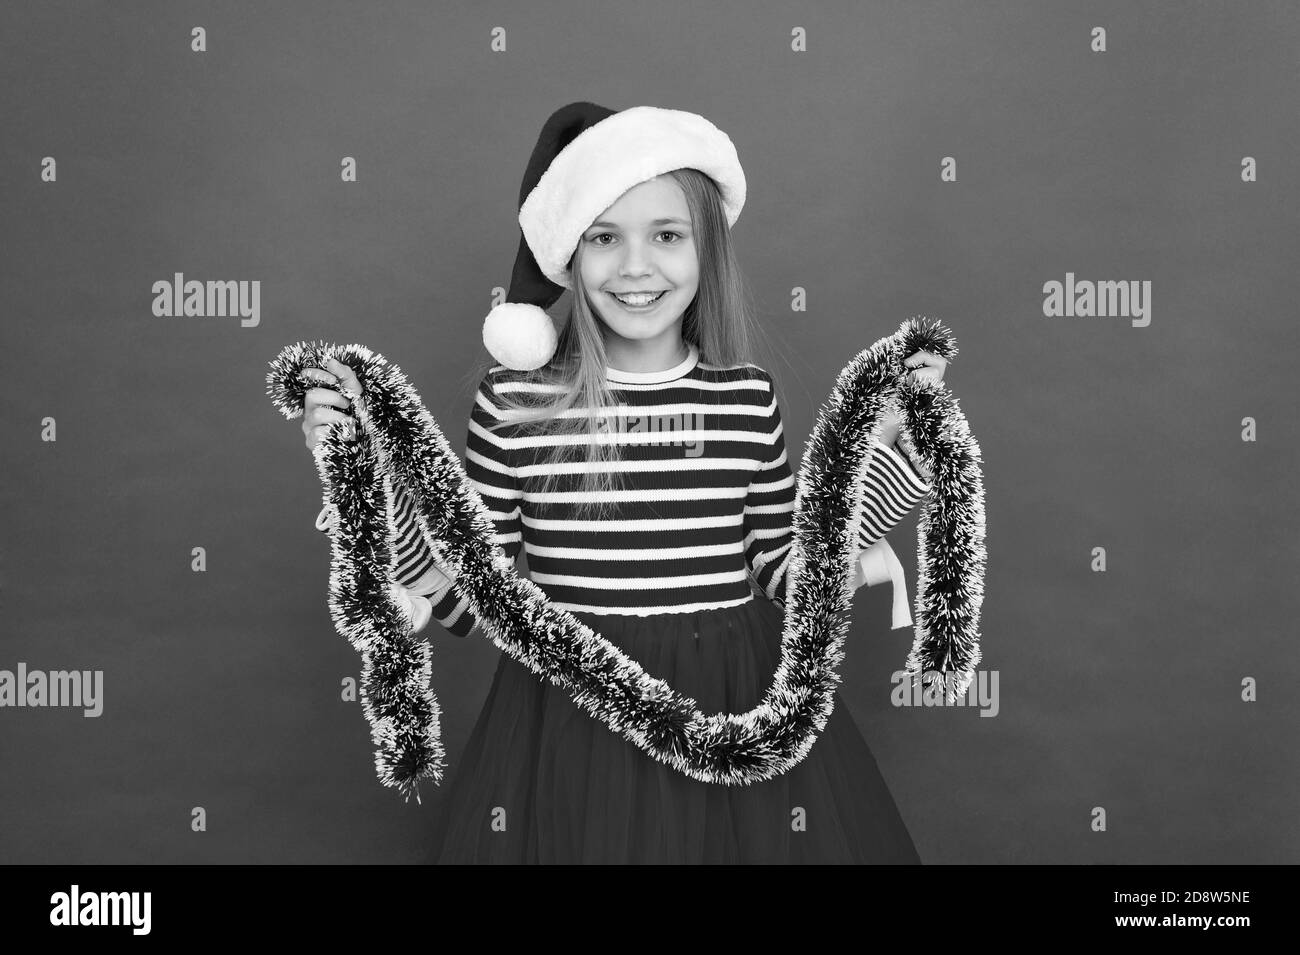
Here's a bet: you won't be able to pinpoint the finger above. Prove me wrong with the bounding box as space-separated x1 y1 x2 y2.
308 406 355 428
324 357 362 395
304 386 353 411
301 367 339 385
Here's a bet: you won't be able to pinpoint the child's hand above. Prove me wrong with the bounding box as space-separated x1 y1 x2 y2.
877 351 950 446
300 357 364 451
903 349 947 387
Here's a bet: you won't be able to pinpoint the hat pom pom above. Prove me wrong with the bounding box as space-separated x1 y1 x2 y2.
482 302 558 371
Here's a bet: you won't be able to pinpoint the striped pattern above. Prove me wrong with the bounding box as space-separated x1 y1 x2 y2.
384 354 931 637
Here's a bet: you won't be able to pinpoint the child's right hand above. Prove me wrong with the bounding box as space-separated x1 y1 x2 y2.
300 364 357 451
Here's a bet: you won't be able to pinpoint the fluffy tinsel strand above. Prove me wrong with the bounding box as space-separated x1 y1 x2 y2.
266 317 985 801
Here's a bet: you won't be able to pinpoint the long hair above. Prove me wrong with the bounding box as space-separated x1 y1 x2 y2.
470 167 767 520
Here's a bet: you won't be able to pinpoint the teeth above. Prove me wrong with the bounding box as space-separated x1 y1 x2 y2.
612 291 665 306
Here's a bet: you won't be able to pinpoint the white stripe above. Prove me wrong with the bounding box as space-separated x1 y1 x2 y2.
745 525 791 543
484 398 775 422
469 477 523 504
465 446 515 478
748 538 793 573
766 548 794 594
525 542 743 560
493 375 771 396
549 594 756 615
516 455 764 477
747 471 795 494
472 422 780 450
440 596 471 629
525 485 747 504
473 391 508 421
530 569 749 589
522 513 742 532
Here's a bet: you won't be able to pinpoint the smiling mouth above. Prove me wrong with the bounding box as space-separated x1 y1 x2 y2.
608 290 669 306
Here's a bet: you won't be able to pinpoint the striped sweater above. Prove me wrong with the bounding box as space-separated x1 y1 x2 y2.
316 343 931 638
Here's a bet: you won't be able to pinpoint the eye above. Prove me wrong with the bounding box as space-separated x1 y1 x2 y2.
588 232 614 246
657 231 683 243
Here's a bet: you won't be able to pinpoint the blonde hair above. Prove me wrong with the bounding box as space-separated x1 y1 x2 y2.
465 167 770 520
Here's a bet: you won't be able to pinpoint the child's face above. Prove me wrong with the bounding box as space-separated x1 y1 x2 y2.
576 175 699 350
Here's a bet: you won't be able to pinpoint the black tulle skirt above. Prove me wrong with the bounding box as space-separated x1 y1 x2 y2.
424 595 921 864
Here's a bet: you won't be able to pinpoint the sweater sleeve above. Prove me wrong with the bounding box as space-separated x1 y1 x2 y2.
742 370 932 615
314 371 525 638
855 438 931 552
741 372 797 608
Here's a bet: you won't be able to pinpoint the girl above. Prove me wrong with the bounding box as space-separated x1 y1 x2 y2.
299 102 948 864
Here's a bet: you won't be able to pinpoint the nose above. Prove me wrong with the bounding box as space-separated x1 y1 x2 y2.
618 237 654 278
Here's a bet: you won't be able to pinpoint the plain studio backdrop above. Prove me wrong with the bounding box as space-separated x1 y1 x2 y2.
2 1 1297 864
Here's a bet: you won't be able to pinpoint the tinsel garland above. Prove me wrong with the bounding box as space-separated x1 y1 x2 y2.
266 317 985 803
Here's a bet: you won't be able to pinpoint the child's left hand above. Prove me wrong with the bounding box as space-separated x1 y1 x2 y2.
878 350 949 446
903 350 947 387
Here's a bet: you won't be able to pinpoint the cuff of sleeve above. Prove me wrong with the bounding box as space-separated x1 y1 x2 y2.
852 539 913 630
391 584 434 635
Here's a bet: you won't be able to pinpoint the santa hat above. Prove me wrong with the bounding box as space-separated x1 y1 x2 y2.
482 101 748 371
